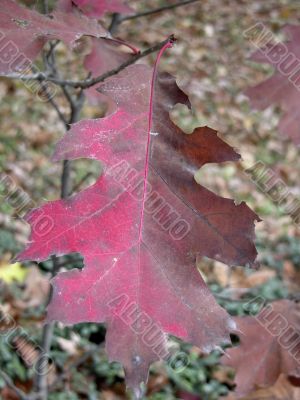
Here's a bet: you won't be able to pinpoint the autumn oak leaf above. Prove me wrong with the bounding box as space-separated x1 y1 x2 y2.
0 0 108 74
245 24 300 146
222 299 300 397
17 40 259 395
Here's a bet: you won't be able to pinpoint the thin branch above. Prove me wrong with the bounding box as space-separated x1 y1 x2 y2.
44 40 60 73
60 160 71 199
39 83 67 125
60 89 85 198
87 35 175 88
0 370 29 400
107 1 200 34
70 35 175 88
2 72 46 81
42 0 49 14
108 12 122 35
120 0 200 22
72 172 94 193
61 85 76 112
69 89 85 125
34 323 54 400
3 36 175 89
34 256 61 400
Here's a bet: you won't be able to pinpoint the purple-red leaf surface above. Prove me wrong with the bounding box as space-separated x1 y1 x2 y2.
17 41 259 394
0 0 108 74
245 25 300 146
57 0 133 17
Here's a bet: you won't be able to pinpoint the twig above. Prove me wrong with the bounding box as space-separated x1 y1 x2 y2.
3 36 175 89
42 0 49 14
0 370 29 400
2 72 47 81
120 0 200 22
70 89 85 125
39 83 67 125
71 35 175 88
108 12 122 35
34 323 54 400
34 256 61 400
107 1 200 34
46 41 60 69
72 172 94 193
61 85 76 112
60 89 85 198
60 160 71 199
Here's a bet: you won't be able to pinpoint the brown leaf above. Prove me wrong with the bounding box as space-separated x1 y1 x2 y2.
222 300 300 397
242 374 300 400
245 25 300 146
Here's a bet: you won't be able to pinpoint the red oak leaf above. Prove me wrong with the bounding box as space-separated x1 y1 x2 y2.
222 299 300 397
0 0 108 74
57 0 133 17
17 40 259 395
245 24 300 146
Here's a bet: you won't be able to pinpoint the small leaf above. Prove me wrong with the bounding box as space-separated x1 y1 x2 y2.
222 299 300 397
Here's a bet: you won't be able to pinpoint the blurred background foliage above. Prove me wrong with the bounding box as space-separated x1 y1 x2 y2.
1 0 300 399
